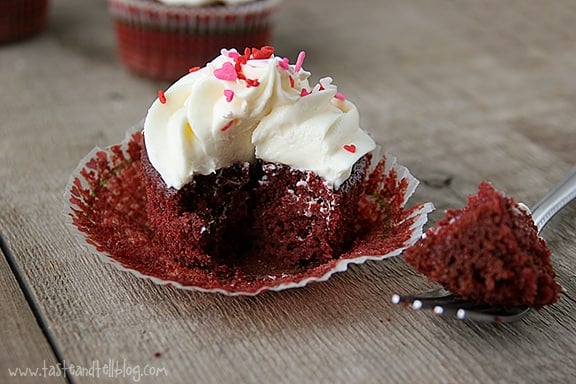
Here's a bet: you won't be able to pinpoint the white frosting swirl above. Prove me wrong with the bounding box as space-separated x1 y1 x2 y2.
157 0 254 6
252 77 375 187
144 48 376 189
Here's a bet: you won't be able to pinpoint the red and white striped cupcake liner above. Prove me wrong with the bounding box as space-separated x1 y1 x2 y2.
107 0 281 81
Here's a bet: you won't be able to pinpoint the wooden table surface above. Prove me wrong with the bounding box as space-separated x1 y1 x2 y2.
1 0 575 383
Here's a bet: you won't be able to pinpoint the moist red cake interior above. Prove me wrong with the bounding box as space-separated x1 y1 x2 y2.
249 158 367 271
404 181 561 308
140 140 368 276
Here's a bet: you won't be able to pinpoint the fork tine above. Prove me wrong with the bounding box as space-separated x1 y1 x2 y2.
433 301 491 317
434 302 531 323
392 288 460 310
456 306 531 323
433 302 492 320
391 287 448 303
411 295 465 310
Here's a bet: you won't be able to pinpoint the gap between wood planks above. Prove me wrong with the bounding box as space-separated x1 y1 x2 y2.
0 235 74 384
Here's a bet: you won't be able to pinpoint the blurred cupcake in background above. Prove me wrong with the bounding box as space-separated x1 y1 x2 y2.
0 0 49 44
106 0 281 81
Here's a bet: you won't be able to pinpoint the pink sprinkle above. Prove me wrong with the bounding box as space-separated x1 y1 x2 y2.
157 89 167 104
300 88 311 97
221 120 234 131
295 51 306 72
188 66 200 73
277 57 289 70
228 51 240 59
289 76 295 88
334 92 346 101
224 89 234 102
214 62 238 81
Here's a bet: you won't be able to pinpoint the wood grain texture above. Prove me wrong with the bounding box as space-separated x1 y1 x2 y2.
0 247 65 384
1 0 575 383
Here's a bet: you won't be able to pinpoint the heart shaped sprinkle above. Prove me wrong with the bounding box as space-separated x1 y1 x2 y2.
300 88 311 97
224 89 234 103
252 46 275 59
343 144 356 153
277 57 290 70
214 62 238 81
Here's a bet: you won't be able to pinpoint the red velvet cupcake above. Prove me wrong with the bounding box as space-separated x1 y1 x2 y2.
65 47 433 295
0 0 49 44
141 47 377 273
404 181 562 308
106 0 280 81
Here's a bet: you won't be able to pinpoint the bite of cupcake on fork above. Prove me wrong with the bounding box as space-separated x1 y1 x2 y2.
393 166 576 323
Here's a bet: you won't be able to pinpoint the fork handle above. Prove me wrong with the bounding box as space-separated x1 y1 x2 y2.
530 165 576 233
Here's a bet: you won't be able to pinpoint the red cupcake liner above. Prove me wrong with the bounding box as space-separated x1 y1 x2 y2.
106 0 280 81
64 124 433 295
0 0 49 44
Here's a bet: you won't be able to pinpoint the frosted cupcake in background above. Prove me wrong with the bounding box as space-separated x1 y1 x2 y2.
106 0 281 81
0 0 49 44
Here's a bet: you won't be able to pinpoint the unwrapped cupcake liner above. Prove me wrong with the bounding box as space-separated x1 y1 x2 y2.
0 0 49 44
106 0 281 81
64 124 433 295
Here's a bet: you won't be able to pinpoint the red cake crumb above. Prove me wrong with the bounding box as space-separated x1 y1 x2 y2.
404 181 562 308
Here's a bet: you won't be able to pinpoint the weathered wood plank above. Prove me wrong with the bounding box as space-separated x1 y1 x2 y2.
0 246 65 384
0 0 575 383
